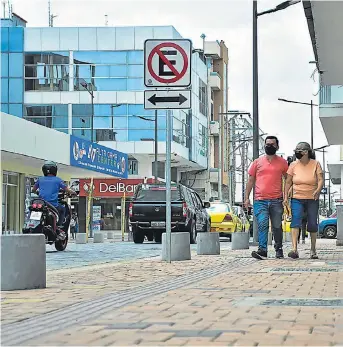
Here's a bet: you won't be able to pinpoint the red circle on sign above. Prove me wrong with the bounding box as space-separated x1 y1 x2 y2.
147 42 189 84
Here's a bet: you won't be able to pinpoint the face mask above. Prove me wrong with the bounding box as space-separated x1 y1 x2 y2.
265 145 277 155
295 152 304 159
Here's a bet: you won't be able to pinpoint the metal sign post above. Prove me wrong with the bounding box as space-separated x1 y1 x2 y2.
144 39 192 263
165 109 172 263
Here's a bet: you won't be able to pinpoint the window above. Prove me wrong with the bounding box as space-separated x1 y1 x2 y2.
73 51 127 64
24 105 68 129
1 79 9 103
128 159 138 175
25 52 69 65
1 53 8 77
9 79 23 103
9 53 24 78
207 203 230 213
25 78 69 92
9 28 24 52
198 123 207 156
199 78 208 116
9 104 23 118
127 51 143 64
1 28 9 52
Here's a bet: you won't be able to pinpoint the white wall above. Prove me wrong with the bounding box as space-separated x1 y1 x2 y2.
1 112 70 165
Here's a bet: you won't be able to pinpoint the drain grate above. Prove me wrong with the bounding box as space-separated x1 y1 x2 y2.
1 258 254 346
260 298 343 307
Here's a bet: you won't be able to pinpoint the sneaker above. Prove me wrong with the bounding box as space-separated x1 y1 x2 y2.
310 251 318 259
276 249 284 259
251 249 268 260
288 250 299 259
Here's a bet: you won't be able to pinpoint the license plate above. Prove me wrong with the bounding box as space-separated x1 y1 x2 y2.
151 221 165 228
30 211 42 221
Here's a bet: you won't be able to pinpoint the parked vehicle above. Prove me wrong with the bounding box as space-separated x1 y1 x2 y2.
318 211 337 239
129 183 210 244
23 189 77 251
232 205 250 232
206 202 242 240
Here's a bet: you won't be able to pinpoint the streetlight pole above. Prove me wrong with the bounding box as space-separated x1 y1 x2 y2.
110 104 122 141
278 98 319 149
80 81 94 142
253 0 300 159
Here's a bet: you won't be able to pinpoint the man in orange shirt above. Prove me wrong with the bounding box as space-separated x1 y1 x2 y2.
244 136 288 260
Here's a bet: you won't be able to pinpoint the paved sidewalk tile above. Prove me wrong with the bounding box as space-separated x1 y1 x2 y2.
3 239 343 346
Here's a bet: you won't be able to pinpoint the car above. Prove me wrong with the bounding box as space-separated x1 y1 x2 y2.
318 212 337 239
129 183 210 244
232 205 250 232
206 201 242 240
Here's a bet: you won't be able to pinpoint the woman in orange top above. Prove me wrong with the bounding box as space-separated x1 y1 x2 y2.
284 142 324 259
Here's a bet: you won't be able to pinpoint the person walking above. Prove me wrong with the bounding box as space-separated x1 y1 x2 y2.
70 212 78 239
284 142 324 259
244 136 289 260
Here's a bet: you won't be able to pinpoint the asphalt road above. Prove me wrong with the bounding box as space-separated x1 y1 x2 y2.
46 238 232 271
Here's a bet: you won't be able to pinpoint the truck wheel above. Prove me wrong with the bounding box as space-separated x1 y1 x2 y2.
154 230 162 243
190 220 196 244
132 227 144 244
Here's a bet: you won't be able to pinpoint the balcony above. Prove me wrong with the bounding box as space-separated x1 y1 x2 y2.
320 85 343 104
209 72 221 91
204 41 221 59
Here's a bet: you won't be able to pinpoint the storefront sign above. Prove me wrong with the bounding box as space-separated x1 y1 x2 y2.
70 135 128 178
79 178 156 197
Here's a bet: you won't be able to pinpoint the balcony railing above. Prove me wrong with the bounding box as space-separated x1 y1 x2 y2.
320 85 343 104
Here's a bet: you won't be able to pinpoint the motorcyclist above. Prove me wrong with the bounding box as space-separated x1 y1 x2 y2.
32 161 76 232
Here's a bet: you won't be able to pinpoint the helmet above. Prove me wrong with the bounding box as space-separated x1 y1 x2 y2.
42 161 58 176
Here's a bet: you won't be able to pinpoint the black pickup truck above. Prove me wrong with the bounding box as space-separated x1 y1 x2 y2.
129 183 210 244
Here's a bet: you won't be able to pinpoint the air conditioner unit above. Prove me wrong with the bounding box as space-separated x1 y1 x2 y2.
210 121 219 135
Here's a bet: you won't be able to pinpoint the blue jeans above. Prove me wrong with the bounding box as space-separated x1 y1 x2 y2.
254 198 284 251
291 199 319 233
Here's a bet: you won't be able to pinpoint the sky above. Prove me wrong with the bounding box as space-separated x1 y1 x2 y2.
6 0 341 173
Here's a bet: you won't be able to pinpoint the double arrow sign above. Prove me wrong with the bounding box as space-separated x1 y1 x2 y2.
144 90 191 110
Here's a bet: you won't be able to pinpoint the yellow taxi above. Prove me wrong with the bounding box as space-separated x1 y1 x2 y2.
206 202 242 239
232 205 250 232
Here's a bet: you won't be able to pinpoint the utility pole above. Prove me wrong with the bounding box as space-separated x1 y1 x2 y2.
218 105 223 200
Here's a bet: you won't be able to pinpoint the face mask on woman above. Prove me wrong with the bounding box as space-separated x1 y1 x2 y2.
295 151 304 159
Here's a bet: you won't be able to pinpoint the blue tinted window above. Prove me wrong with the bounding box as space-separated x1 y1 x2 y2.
1 53 8 77
128 104 154 117
95 78 127 91
1 78 9 103
73 51 127 64
1 28 9 52
9 104 23 117
127 51 143 64
0 103 8 113
113 130 127 141
129 129 155 141
128 115 154 129
127 65 143 77
158 130 166 141
109 65 127 77
93 116 111 128
111 116 127 129
127 78 144 91
52 116 68 128
93 65 110 78
9 27 24 52
9 53 23 78
9 79 23 103
110 104 127 116
25 52 69 65
74 65 92 79
72 129 91 141
54 128 69 134
72 116 91 128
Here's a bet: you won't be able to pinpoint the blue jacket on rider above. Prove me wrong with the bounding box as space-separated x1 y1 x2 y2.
34 176 67 208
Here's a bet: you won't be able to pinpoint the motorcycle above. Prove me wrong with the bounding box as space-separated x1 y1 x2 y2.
23 189 78 251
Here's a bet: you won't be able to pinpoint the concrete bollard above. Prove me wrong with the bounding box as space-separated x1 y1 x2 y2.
93 231 105 243
107 231 115 239
336 205 343 246
76 233 87 244
1 235 46 290
197 232 220 255
231 232 250 250
162 232 191 261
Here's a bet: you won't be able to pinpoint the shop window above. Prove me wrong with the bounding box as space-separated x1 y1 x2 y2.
128 159 138 175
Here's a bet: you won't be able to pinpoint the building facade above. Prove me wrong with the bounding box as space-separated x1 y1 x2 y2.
0 16 213 185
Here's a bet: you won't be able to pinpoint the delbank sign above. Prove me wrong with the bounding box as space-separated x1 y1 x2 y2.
70 135 128 178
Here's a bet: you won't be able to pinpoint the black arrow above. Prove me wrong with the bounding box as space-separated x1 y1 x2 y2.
148 93 187 105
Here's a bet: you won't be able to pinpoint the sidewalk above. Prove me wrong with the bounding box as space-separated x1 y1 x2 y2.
2 239 343 346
